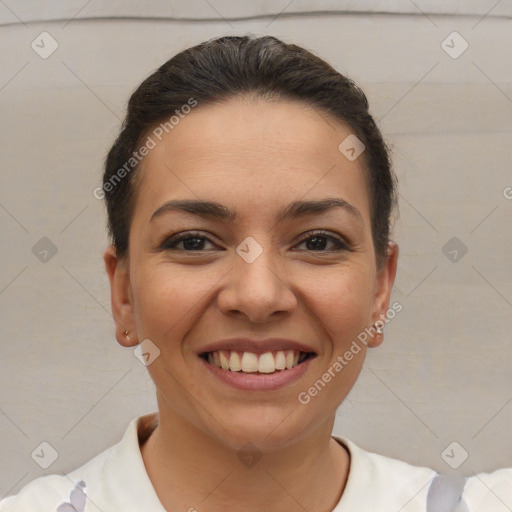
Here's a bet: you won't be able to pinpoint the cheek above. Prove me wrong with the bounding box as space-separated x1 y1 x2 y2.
300 262 374 332
131 255 374 353
131 264 212 343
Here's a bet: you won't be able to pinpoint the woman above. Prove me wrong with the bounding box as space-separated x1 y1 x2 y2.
1 35 508 512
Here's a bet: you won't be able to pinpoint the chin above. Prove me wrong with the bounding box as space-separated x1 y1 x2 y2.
201 405 316 452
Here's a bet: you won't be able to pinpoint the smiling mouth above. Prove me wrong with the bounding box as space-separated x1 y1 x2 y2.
200 349 316 374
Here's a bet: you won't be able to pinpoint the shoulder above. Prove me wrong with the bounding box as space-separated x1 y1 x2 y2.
1 473 71 512
0 442 114 512
462 466 512 511
333 436 438 511
0 413 156 512
0 463 102 512
340 436 437 486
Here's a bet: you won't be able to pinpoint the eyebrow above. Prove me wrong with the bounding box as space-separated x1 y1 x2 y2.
150 197 364 227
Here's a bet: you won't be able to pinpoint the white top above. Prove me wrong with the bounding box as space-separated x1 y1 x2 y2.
461 467 512 511
0 412 508 511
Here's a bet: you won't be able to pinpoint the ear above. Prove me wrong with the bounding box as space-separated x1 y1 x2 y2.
368 241 399 348
104 245 138 347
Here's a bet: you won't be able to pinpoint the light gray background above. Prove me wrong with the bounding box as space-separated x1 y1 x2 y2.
1 0 511 498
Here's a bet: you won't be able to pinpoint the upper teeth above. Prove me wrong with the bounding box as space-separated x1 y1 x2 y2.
207 350 302 373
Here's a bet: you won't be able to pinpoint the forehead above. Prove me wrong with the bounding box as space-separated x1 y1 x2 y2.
134 96 371 226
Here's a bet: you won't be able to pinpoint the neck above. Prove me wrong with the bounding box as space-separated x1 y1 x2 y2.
140 402 350 512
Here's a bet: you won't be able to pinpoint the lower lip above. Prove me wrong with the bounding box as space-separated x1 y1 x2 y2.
199 355 314 391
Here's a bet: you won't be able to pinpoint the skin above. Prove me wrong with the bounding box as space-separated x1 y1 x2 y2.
104 96 399 512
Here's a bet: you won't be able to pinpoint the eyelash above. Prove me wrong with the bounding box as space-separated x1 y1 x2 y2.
159 230 350 253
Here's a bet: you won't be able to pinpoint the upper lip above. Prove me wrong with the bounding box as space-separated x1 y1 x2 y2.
196 338 317 356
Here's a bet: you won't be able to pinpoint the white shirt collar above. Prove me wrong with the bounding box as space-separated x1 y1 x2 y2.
332 436 435 510
70 412 434 511
68 412 166 512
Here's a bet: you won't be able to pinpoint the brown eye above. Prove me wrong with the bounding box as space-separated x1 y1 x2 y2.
158 230 350 253
160 232 216 251
294 230 350 252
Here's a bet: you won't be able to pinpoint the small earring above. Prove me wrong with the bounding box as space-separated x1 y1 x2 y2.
374 324 384 335
124 330 130 339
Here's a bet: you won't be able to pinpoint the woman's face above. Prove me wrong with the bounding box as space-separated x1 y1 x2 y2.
106 96 398 450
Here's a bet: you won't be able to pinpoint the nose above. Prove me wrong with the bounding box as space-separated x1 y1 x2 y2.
217 241 297 323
